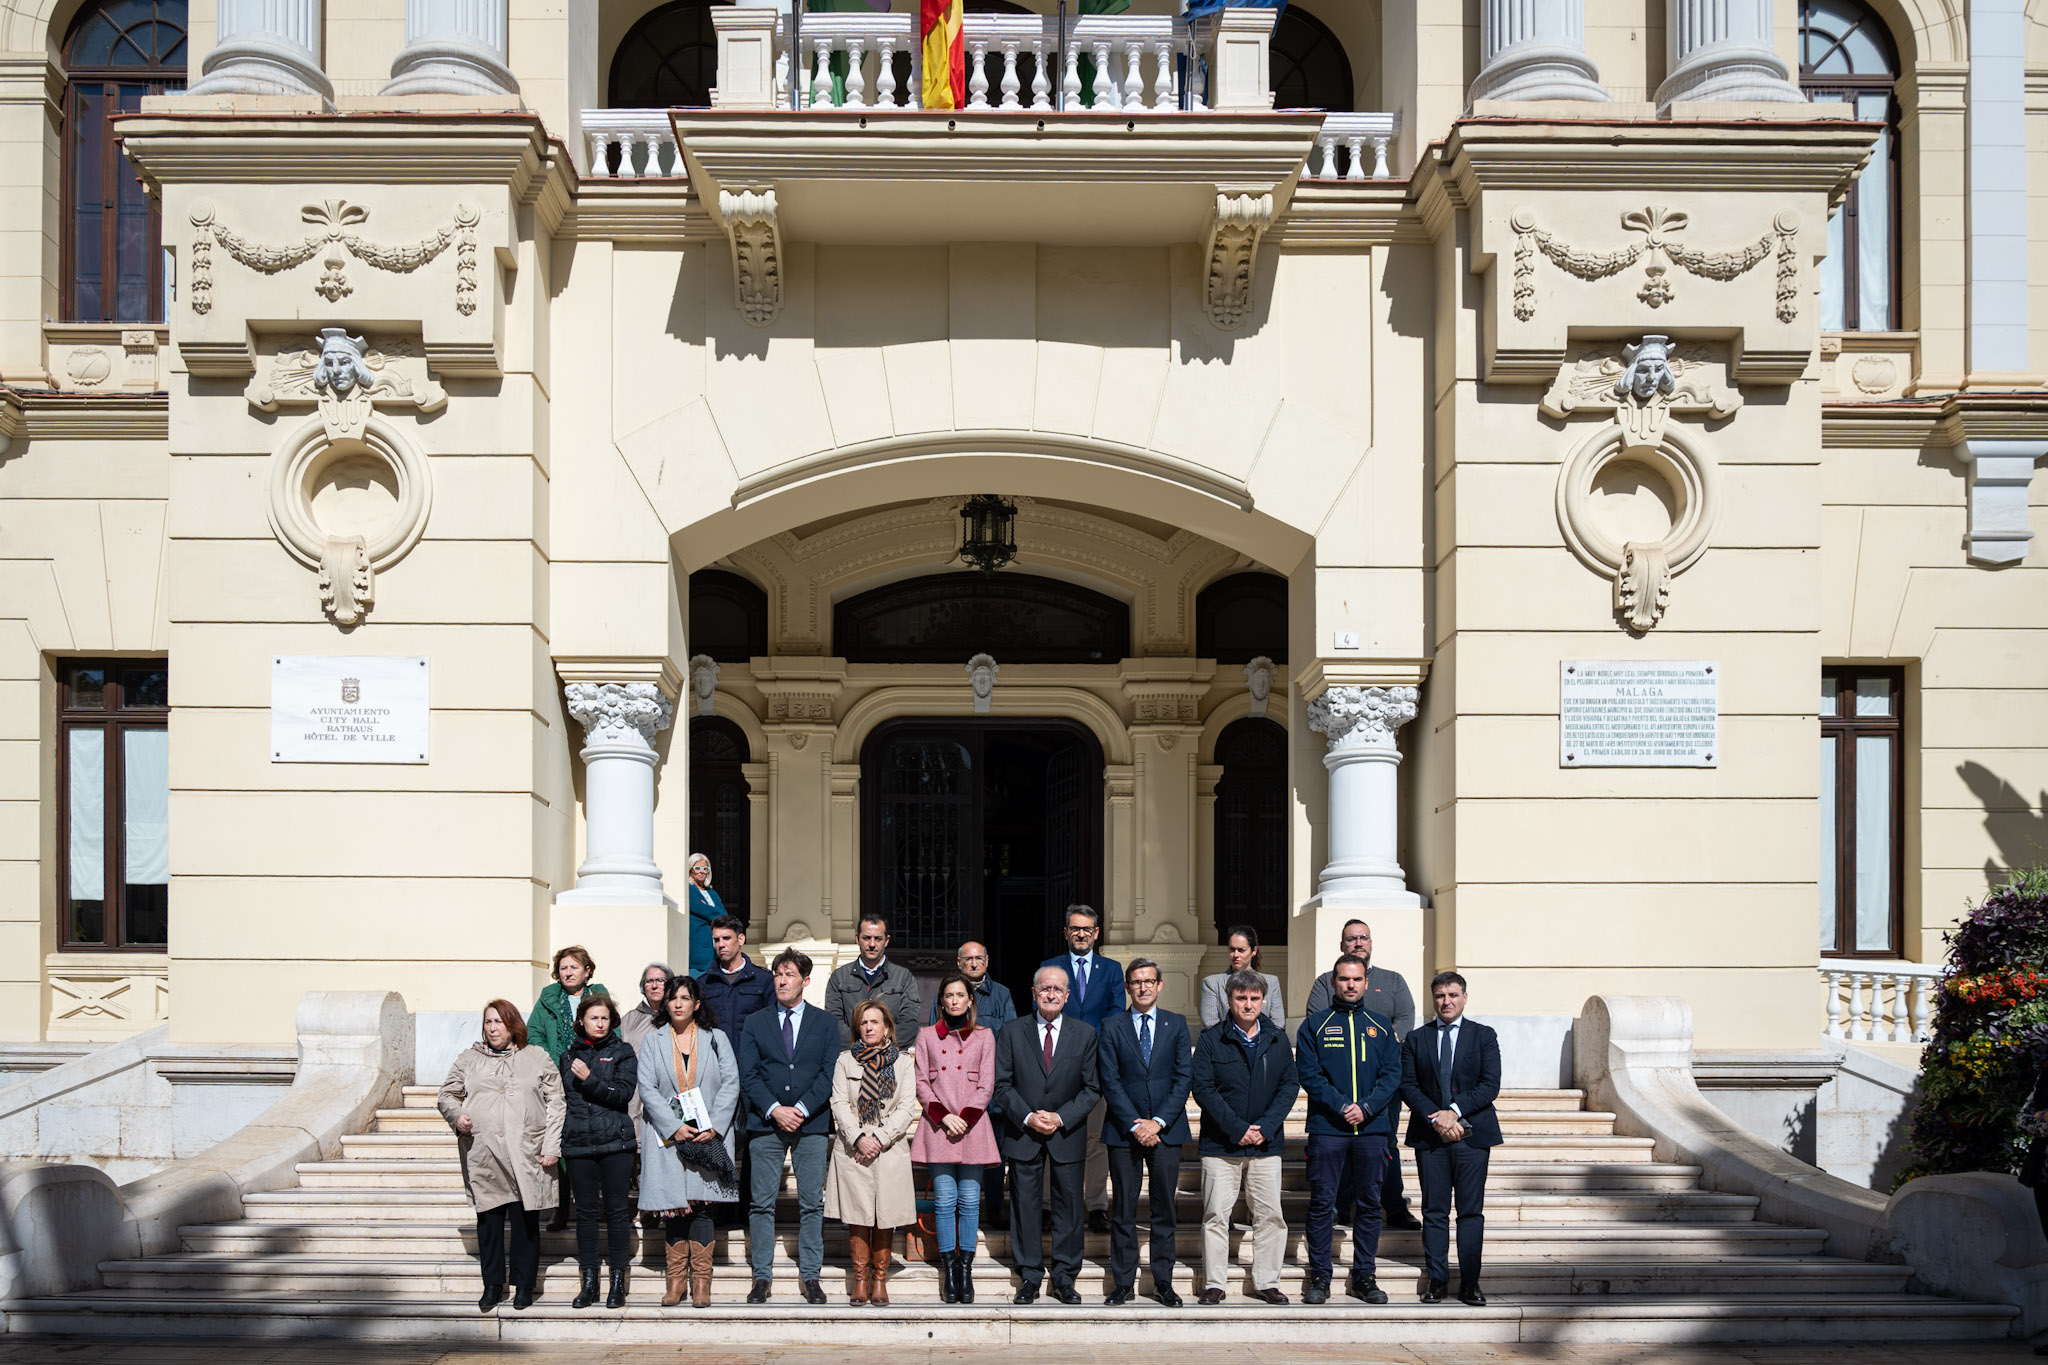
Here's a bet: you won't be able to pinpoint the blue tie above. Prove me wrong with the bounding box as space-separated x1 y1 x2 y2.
1074 956 1089 1003
1139 1013 1153 1067
783 1009 797 1060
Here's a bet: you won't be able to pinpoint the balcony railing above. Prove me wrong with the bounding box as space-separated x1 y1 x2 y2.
1820 960 1940 1043
585 109 682 180
1309 112 1397 181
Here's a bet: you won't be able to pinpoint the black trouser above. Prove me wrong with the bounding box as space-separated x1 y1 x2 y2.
1305 1132 1388 1279
567 1149 635 1271
1008 1152 1084 1289
1336 1096 1409 1216
476 1201 540 1291
1414 1140 1490 1288
665 1206 714 1246
1106 1141 1181 1292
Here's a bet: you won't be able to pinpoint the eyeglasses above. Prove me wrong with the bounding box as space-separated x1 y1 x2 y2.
1035 985 1068 996
959 954 988 964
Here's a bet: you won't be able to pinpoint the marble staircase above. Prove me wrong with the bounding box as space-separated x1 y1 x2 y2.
5 1085 2017 1343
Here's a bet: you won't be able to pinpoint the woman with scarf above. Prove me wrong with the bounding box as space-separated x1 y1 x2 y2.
824 999 918 1305
559 992 638 1309
910 971 997 1303
634 974 739 1308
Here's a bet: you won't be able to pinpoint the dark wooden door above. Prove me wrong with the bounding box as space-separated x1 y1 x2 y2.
1214 718 1289 946
688 717 751 927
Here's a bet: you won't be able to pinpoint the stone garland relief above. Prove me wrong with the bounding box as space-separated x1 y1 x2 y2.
188 198 480 316
1544 335 1728 633
1511 205 1800 322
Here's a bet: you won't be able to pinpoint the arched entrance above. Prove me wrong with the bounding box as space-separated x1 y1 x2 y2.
688 715 752 927
861 717 1104 1004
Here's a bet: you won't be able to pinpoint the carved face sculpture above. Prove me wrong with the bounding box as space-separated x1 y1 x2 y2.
972 668 993 700
1246 663 1271 704
1617 335 1676 404
311 329 374 397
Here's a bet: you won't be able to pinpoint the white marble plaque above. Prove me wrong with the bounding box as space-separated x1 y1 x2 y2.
271 655 429 763
1560 661 1718 767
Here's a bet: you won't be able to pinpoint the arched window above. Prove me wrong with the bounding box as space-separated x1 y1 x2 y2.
1269 7 1353 112
689 569 768 663
1800 0 1900 332
64 0 186 323
1196 572 1288 665
835 573 1131 665
610 0 721 108
1213 717 1288 947
689 716 752 927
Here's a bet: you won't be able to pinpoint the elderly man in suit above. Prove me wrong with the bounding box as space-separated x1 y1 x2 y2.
1040 904 1123 1232
1097 956 1194 1306
737 947 844 1304
994 964 1101 1304
1399 970 1503 1307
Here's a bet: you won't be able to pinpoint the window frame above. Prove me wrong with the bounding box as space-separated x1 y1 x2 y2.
1797 0 1902 333
56 659 170 953
1820 666 1904 960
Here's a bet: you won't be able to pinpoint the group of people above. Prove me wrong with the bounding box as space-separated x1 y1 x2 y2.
435 874 1505 1313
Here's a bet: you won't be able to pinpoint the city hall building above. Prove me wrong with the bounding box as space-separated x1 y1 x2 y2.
1 0 2047 1313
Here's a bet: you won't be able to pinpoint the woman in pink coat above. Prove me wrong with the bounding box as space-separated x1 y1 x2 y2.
911 972 998 1304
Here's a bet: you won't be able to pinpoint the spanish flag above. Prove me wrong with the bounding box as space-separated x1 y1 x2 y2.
921 0 965 109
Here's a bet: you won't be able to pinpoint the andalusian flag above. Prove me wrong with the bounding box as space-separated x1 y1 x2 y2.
921 0 965 109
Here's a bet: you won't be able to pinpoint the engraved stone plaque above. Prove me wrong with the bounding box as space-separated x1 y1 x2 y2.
272 655 429 763
1560 661 1718 767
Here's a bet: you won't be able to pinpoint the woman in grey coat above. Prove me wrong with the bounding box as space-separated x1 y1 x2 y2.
635 974 738 1308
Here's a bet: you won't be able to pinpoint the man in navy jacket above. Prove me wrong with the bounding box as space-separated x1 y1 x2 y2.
1191 971 1299 1305
737 948 842 1304
1040 904 1124 1228
1399 970 1503 1307
1296 953 1402 1305
1096 956 1193 1306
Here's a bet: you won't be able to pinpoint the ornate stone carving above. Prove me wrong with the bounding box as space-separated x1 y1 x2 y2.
763 692 834 722
188 198 480 316
1244 655 1275 718
719 188 783 327
967 653 999 714
64 347 111 387
1541 334 1740 447
1308 685 1418 751
247 329 446 441
317 535 375 626
1510 205 1800 322
47 954 171 1039
689 654 720 717
1851 354 1899 395
266 399 433 629
1129 690 1200 723
565 681 675 748
1203 192 1274 330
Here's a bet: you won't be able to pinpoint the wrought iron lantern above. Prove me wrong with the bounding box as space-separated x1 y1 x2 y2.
958 494 1018 574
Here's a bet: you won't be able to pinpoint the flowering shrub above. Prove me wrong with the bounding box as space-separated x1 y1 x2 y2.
1895 867 2048 1189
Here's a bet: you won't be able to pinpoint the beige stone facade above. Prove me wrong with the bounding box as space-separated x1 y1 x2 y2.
0 0 2042 1062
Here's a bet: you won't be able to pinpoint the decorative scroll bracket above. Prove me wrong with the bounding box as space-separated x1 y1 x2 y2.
719 188 783 327
1203 192 1274 331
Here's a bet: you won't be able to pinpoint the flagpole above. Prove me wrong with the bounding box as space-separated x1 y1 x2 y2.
790 0 804 109
1055 0 1066 111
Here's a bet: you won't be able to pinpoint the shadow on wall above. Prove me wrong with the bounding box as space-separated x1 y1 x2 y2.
1958 761 2048 888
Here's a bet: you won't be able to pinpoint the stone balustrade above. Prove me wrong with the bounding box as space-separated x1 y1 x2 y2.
1820 960 1941 1044
1310 112 1398 180
584 109 683 179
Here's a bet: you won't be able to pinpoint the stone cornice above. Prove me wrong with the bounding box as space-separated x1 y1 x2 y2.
561 180 719 243
553 656 685 697
0 54 63 111
1264 180 1431 249
1820 391 2048 449
1293 657 1431 701
1820 401 1942 448
0 388 167 441
1933 392 2048 446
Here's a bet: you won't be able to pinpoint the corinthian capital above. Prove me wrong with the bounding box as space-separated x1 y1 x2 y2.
1308 685 1419 751
566 681 675 748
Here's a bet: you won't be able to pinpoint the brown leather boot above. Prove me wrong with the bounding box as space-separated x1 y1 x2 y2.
847 1225 872 1306
689 1241 713 1308
869 1227 892 1306
661 1239 688 1307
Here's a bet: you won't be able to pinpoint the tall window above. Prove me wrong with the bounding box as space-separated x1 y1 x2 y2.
1214 718 1288 946
63 0 186 324
1799 0 1900 332
1269 8 1353 113
1196 571 1288 664
1821 668 1902 958
59 660 169 951
689 717 752 927
689 569 769 663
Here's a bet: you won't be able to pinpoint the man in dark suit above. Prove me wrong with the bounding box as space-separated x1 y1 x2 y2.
737 947 843 1304
1096 956 1193 1306
1399 970 1503 1307
1040 903 1123 1231
994 964 1101 1304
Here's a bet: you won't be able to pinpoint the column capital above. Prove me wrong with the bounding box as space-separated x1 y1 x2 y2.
565 681 675 749
1308 685 1419 752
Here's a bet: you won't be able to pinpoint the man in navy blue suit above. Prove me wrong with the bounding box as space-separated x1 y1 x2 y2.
1399 970 1503 1307
1096 956 1193 1306
737 947 843 1304
1040 904 1123 1230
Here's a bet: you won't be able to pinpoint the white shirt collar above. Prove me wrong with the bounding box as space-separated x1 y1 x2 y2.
781 999 806 1021
1133 1006 1156 1023
1039 1012 1062 1034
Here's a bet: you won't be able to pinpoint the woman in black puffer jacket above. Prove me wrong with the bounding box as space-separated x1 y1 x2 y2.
560 992 640 1308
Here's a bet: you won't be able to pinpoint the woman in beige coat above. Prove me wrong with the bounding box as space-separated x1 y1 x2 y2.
437 998 566 1312
823 1000 918 1305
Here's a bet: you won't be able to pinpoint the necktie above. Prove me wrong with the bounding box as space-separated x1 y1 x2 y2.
1074 956 1089 1003
783 1009 796 1060
1437 1022 1454 1108
1139 1013 1153 1067
1042 1020 1056 1073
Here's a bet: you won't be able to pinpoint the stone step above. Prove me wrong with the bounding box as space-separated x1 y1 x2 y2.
189 1218 1827 1260
98 1252 1916 1299
8 1293 2014 1344
398 1085 1594 1110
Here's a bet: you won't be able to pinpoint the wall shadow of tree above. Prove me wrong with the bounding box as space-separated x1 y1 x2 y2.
1958 761 2048 888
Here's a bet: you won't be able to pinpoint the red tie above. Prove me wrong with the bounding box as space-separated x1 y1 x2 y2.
1042 1020 1056 1073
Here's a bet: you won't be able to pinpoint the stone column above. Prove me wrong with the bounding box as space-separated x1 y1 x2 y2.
560 682 674 904
188 0 335 106
382 0 521 99
1654 0 1803 109
1307 686 1423 904
1468 0 1611 105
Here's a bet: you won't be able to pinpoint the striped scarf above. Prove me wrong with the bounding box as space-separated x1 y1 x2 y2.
854 1039 899 1126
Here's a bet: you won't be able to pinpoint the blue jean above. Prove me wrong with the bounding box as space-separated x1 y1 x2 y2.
926 1162 983 1254
749 1130 829 1281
